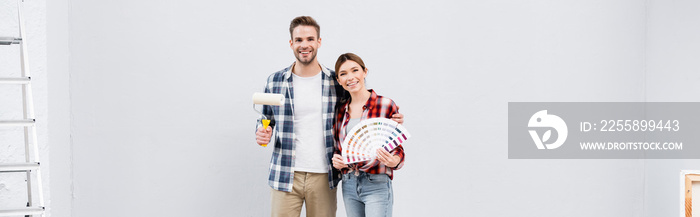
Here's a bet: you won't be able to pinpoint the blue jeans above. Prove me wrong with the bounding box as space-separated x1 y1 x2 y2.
341 172 393 217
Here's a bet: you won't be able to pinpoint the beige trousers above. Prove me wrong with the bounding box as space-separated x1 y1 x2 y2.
271 171 337 217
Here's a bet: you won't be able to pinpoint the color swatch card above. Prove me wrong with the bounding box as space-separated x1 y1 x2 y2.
341 118 412 164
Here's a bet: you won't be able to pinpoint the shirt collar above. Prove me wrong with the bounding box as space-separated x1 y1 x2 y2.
284 62 331 80
344 89 378 112
365 89 378 110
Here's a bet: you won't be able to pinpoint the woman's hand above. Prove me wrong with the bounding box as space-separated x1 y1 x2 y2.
376 149 401 168
332 154 348 170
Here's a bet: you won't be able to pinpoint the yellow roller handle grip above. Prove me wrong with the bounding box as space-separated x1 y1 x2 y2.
260 119 271 147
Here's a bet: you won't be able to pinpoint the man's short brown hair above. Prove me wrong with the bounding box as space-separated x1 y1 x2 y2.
289 16 320 39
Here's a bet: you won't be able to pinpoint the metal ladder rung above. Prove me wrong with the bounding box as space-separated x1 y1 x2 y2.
3 1 45 215
0 207 45 216
0 37 21 45
0 77 31 84
0 163 40 173
0 119 35 127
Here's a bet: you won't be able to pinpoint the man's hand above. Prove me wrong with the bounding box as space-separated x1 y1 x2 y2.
391 113 404 124
256 126 272 146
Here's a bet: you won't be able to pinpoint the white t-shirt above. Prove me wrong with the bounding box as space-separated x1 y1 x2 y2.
291 72 328 173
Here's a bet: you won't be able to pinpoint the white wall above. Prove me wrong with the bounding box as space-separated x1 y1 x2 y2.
47 0 71 216
644 0 700 216
43 0 686 216
0 0 49 215
52 0 648 216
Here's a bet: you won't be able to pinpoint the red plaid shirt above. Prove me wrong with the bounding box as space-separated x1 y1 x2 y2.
334 89 405 179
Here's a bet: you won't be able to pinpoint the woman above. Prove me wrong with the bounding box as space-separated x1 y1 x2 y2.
332 53 405 217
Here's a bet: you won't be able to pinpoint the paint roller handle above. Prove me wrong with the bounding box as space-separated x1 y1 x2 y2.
256 121 272 147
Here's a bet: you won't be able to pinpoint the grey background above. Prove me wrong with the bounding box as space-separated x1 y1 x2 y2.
0 0 697 216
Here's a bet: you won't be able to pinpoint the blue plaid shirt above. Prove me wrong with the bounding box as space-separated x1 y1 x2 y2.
257 63 343 192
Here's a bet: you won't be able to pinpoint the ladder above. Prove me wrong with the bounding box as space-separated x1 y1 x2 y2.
0 0 46 216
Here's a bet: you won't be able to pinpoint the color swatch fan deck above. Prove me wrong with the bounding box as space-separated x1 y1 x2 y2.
341 118 411 164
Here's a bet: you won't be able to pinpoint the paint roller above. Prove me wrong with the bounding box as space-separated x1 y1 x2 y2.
253 93 284 147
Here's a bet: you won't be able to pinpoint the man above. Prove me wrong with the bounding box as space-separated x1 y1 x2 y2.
255 16 403 217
